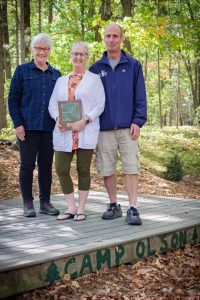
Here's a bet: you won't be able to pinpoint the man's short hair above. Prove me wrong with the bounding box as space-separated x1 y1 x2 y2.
104 24 123 37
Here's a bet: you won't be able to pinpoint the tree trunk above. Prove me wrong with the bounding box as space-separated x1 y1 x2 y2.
15 0 19 66
157 48 162 128
176 59 180 129
120 0 134 55
88 0 99 41
144 50 148 80
182 55 199 110
38 0 41 32
20 0 30 63
24 0 30 61
20 0 25 63
48 1 53 24
1 0 11 79
94 0 113 42
81 0 85 40
0 1 7 129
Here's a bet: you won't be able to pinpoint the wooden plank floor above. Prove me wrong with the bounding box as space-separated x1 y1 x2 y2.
0 191 200 299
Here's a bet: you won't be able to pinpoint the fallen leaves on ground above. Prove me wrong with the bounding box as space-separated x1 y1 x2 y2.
0 143 200 201
6 243 200 300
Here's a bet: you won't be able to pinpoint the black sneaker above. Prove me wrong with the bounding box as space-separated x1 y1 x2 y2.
102 203 122 220
23 199 36 217
39 203 60 216
126 207 142 225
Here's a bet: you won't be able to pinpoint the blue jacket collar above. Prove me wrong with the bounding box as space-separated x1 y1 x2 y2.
100 50 128 65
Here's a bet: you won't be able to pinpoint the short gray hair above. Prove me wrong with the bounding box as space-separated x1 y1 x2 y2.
70 41 89 55
31 33 53 50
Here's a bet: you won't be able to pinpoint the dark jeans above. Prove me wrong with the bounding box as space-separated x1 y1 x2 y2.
18 131 54 204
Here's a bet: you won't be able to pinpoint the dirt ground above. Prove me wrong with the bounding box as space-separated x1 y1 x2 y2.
1 142 200 300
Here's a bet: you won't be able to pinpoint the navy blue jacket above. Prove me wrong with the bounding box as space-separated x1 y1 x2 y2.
8 60 61 132
90 50 147 131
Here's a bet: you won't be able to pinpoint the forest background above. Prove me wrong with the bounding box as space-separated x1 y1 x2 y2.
0 0 200 189
0 0 199 129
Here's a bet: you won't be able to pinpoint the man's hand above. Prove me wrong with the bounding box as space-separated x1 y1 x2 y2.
15 125 25 141
130 123 140 140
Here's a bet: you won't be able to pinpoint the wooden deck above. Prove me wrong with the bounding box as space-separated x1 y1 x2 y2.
0 191 200 299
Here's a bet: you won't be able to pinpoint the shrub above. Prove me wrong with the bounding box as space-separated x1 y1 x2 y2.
164 153 184 182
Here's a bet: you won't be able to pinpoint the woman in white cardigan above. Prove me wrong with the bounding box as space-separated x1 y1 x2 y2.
49 42 105 221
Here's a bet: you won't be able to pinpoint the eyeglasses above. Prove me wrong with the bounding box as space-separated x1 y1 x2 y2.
34 47 50 52
71 52 88 57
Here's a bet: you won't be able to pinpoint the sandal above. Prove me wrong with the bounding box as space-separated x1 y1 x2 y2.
57 212 75 220
74 214 86 221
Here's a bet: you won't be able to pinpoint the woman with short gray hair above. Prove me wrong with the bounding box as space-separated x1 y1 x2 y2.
8 33 61 218
30 33 53 51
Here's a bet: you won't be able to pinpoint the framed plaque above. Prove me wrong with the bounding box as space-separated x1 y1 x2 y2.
58 100 82 129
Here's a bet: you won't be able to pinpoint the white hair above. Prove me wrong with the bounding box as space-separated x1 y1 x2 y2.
30 33 53 50
70 41 90 55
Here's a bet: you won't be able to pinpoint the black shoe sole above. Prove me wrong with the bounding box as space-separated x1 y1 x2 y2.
39 210 60 216
126 218 142 225
102 214 122 220
23 213 36 217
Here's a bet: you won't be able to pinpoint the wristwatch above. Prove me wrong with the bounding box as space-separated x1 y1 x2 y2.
84 117 90 125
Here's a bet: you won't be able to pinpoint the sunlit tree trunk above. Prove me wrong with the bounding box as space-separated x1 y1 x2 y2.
176 59 180 129
157 48 162 128
144 50 148 80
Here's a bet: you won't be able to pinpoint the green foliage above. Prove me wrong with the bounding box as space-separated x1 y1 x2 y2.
0 115 15 140
163 153 184 182
3 0 200 129
140 126 200 176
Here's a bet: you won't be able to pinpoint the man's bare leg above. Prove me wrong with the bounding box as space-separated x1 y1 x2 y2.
102 174 122 219
125 174 138 206
104 174 117 203
125 174 142 225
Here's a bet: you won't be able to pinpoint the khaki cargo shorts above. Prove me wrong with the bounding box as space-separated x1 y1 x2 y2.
96 129 140 176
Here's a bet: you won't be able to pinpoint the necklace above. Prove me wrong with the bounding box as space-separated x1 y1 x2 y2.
36 64 48 72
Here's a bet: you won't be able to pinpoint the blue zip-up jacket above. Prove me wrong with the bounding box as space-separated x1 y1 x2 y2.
90 50 147 131
8 60 61 132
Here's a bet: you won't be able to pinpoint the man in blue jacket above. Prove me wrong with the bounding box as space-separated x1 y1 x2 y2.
90 24 147 225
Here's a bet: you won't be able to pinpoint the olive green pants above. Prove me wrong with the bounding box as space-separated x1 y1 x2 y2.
55 149 93 194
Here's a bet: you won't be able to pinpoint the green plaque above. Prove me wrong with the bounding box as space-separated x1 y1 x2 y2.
58 100 82 129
